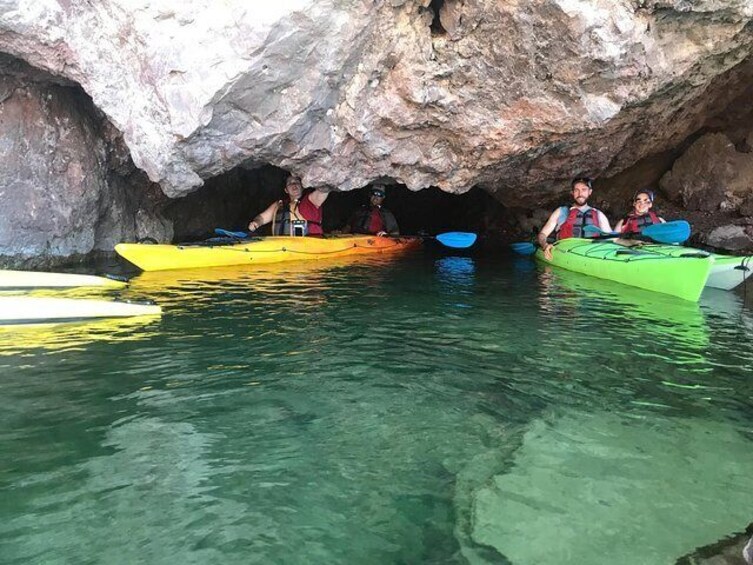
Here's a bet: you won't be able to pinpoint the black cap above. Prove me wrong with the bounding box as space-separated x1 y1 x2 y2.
571 176 593 189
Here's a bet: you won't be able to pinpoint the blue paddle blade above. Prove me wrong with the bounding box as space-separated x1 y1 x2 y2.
435 232 477 249
510 242 536 256
214 228 249 239
642 221 690 244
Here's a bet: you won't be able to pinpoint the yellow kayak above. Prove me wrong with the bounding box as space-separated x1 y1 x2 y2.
115 235 423 272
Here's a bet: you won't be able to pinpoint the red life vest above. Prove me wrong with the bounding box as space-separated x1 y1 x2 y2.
367 208 385 234
620 211 660 235
272 191 323 236
557 206 601 240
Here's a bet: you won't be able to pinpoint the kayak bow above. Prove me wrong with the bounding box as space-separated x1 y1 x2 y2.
0 269 126 289
638 244 753 291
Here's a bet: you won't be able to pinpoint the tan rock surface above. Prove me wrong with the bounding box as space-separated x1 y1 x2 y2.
1 1 751 199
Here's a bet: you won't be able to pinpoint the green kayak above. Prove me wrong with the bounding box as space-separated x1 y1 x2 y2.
536 238 713 301
636 244 752 291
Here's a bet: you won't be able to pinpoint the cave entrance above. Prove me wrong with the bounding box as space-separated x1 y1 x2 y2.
163 165 513 244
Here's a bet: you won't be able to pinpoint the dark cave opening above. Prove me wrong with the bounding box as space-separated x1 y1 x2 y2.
428 0 447 35
163 165 515 245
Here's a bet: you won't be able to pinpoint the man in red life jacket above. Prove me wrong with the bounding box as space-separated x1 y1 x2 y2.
614 190 665 235
345 184 400 236
247 174 329 236
536 177 612 260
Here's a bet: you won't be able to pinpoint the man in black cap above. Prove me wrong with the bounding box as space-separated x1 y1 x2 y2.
345 184 400 236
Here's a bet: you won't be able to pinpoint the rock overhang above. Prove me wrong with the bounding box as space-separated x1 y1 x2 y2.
0 0 750 201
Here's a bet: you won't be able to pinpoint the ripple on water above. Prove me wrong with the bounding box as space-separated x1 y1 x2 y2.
1 254 753 563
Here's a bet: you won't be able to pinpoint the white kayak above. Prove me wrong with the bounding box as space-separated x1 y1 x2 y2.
0 296 161 324
639 245 753 291
707 255 752 290
0 269 126 289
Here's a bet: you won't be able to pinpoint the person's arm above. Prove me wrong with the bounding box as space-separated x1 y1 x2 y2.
248 201 279 231
614 219 624 233
598 211 612 233
341 211 355 234
383 210 399 236
658 216 666 223
307 187 329 208
537 208 561 260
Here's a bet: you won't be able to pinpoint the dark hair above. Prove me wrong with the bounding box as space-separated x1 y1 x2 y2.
633 189 655 203
571 176 593 189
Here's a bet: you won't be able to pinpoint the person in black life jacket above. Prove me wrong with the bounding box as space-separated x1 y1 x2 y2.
247 174 329 236
613 190 665 235
345 184 399 236
536 176 612 260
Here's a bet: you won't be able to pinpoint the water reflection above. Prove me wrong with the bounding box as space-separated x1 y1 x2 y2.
126 254 407 306
435 256 475 289
0 315 161 357
536 266 711 388
511 255 537 274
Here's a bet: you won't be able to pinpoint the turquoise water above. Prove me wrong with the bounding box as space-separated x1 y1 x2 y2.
1 251 752 564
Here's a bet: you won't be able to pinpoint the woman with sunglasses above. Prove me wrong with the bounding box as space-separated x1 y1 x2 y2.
614 190 665 235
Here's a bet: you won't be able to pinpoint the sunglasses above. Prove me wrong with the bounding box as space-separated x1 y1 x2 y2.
371 192 385 198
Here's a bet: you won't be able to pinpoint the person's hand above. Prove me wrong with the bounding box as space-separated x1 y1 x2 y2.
248 220 260 231
376 231 388 237
543 243 554 261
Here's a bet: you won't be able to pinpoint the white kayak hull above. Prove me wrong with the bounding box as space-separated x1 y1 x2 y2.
707 259 752 290
0 297 161 324
0 269 126 289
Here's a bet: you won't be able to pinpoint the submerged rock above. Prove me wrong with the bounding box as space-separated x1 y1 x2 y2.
675 524 753 564
468 410 753 565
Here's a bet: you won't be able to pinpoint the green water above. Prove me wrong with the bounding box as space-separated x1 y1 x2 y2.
1 252 752 564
